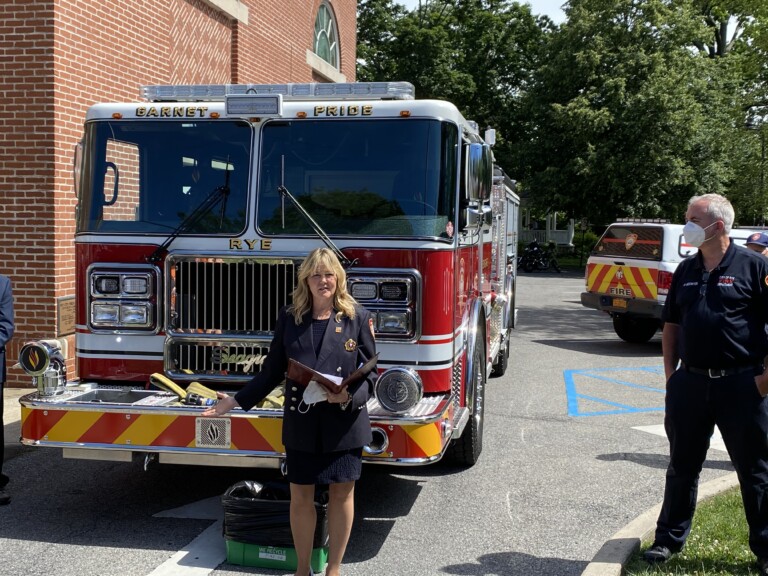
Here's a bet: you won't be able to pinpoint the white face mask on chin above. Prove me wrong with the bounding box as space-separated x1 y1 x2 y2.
683 220 718 247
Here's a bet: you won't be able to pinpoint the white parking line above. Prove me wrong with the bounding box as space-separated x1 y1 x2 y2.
633 424 727 452
148 496 225 576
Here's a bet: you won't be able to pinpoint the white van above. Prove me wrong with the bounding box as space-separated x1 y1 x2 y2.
580 221 759 343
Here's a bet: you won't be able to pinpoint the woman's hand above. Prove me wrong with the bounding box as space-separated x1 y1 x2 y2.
201 393 239 416
327 388 351 405
756 371 768 398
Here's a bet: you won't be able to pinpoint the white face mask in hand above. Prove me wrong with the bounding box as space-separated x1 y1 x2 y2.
302 380 328 406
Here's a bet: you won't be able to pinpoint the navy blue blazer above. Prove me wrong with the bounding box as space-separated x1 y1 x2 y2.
0 276 14 383
235 304 377 452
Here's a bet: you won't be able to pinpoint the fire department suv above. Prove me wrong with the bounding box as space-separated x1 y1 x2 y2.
581 220 758 343
17 82 520 469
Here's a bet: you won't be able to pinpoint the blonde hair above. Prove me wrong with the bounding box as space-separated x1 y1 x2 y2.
290 248 357 324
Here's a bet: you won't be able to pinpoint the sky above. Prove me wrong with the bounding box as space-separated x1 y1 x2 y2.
396 0 566 24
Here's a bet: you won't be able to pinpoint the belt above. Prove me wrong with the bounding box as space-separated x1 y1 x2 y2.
684 364 762 379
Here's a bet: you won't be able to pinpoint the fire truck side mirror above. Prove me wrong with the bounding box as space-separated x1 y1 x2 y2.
73 140 83 198
464 143 493 203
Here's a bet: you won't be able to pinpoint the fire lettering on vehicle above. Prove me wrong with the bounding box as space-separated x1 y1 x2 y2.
135 106 209 118
229 239 273 250
609 287 633 296
313 105 372 117
587 263 657 299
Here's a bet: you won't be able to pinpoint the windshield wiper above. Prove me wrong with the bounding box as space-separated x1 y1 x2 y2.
147 170 230 263
278 184 356 268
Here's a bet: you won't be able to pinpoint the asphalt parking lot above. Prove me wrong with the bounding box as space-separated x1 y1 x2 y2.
0 270 737 576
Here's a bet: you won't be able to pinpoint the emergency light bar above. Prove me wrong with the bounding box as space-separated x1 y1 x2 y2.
225 93 282 117
141 81 416 102
615 218 671 223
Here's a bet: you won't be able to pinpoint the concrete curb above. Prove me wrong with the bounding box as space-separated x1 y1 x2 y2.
580 472 740 576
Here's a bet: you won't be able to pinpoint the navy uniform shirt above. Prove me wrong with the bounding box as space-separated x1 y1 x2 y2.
662 240 768 369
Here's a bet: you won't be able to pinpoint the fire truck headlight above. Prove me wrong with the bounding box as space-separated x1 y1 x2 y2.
375 368 423 414
350 282 377 300
94 275 120 295
92 272 153 298
380 282 409 301
377 310 411 334
91 303 152 328
123 276 149 296
92 303 120 325
121 304 150 326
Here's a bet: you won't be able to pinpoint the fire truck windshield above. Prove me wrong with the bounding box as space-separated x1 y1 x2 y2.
257 119 458 238
77 120 251 235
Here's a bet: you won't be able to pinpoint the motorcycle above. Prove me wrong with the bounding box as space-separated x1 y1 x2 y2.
517 239 562 273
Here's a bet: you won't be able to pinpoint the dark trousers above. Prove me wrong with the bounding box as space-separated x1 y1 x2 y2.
654 368 768 557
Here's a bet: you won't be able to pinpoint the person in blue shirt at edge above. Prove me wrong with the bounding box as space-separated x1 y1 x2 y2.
747 231 768 257
0 274 14 506
203 247 377 576
643 194 768 575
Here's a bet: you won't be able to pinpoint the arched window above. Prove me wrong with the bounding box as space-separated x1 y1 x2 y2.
313 3 339 69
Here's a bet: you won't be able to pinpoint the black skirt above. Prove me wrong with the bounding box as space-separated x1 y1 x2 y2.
285 447 363 485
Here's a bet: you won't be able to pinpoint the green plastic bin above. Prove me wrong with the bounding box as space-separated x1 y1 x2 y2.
226 540 328 572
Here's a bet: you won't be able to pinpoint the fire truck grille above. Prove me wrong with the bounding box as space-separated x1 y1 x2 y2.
166 256 300 380
168 340 272 378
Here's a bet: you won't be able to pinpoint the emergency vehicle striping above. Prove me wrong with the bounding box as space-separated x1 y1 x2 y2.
564 366 665 417
403 422 444 457
601 238 661 248
232 417 284 451
587 263 658 299
365 421 446 460
21 403 448 459
79 412 137 443
48 411 103 442
114 414 188 447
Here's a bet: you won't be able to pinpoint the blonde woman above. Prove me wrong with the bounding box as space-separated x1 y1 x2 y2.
205 247 377 576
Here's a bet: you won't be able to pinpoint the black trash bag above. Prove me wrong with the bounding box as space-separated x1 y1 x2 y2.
222 480 328 548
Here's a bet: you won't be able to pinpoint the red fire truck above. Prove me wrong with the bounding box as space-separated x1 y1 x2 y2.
18 82 519 469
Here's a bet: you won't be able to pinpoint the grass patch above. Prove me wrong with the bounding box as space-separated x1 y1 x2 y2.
556 253 585 271
625 486 762 575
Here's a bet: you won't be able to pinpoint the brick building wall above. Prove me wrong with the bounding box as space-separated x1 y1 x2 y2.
0 0 357 386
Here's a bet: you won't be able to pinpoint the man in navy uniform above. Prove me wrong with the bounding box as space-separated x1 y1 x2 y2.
643 194 768 575
0 274 14 505
747 232 768 257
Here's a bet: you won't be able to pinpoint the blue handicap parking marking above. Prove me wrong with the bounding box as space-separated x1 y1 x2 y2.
565 366 666 417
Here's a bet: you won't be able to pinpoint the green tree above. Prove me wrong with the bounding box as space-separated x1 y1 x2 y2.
357 0 547 172
517 0 763 225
